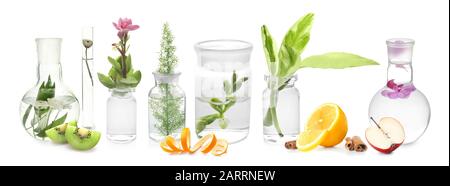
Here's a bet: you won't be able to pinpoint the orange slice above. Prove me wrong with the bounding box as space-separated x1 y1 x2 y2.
181 128 191 152
190 134 217 153
211 139 228 156
165 136 182 152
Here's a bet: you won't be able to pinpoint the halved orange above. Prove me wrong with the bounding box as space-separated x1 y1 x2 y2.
304 103 348 147
181 128 191 152
211 139 228 156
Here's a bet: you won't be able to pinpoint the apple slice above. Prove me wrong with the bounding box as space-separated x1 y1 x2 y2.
366 117 405 154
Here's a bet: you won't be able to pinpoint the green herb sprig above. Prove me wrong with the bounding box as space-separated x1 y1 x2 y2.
150 23 185 136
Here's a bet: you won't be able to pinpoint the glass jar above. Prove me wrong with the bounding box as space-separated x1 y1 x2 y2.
263 75 300 143
20 38 80 140
148 72 186 141
194 40 253 143
369 38 431 144
107 88 136 143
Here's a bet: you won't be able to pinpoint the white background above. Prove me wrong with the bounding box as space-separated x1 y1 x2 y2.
1 0 448 166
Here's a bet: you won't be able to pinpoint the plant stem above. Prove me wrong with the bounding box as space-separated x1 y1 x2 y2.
269 86 284 137
84 48 94 86
163 83 170 136
120 35 128 78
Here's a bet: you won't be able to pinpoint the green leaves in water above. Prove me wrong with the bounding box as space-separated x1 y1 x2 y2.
196 113 221 134
22 76 72 139
196 71 247 134
36 76 55 101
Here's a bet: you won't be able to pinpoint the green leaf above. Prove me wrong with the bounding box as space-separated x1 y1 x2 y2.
97 73 115 89
37 77 55 101
45 76 52 87
281 13 314 53
234 77 248 92
125 54 132 73
196 113 221 134
277 13 314 77
209 98 223 113
108 56 122 73
36 113 67 138
133 70 142 85
300 52 379 69
119 75 138 85
223 80 232 95
108 68 119 81
22 105 32 126
261 25 278 75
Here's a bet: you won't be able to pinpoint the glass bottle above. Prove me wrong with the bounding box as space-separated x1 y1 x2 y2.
107 88 136 143
148 72 186 141
80 27 95 129
263 75 300 143
369 38 431 144
194 39 253 143
20 38 80 140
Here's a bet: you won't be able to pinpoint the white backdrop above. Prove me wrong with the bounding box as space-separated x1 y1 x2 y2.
1 0 448 165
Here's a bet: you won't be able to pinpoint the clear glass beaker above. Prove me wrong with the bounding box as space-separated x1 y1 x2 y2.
194 40 253 143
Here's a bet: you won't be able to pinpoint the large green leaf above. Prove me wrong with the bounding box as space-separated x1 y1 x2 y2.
280 13 314 51
277 13 314 77
97 73 115 89
300 52 379 69
261 25 278 75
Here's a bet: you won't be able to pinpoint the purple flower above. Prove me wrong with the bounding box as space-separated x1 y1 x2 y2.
381 79 416 99
113 18 139 38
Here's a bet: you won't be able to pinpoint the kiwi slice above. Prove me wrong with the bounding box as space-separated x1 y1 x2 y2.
66 126 101 150
45 121 77 143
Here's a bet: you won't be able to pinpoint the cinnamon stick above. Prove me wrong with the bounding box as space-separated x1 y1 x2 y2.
345 137 355 151
285 140 297 150
352 136 367 152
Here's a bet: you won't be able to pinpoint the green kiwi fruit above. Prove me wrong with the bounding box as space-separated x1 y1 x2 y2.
45 121 77 143
65 126 101 150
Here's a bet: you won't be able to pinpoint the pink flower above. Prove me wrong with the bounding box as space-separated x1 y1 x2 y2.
381 79 416 99
113 18 139 38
